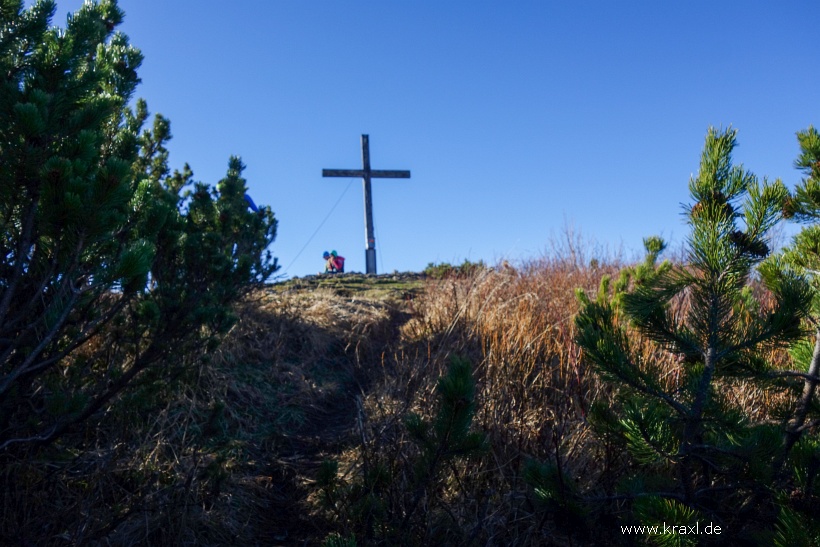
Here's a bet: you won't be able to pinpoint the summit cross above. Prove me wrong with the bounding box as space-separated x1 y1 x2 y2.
322 134 411 274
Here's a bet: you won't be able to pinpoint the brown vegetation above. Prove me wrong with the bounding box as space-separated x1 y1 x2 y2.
2 257 797 545
322 259 622 544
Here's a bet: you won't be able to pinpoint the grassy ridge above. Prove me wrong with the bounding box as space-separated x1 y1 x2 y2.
2 264 796 545
274 272 427 300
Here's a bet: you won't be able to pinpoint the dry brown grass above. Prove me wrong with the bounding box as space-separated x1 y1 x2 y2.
0 285 400 546
2 260 806 545
317 260 628 543
320 258 803 544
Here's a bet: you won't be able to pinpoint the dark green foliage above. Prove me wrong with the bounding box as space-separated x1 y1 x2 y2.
544 127 818 542
0 3 278 543
773 501 820 547
522 459 588 540
316 356 486 545
783 126 820 222
0 0 278 454
0 0 145 448
323 533 359 547
769 125 820 544
405 356 488 474
632 497 701 547
423 259 486 279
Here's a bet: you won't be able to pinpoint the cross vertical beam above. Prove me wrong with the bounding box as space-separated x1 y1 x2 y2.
322 135 410 274
361 135 376 274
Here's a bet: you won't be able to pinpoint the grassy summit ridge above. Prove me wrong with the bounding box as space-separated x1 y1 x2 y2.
274 272 428 301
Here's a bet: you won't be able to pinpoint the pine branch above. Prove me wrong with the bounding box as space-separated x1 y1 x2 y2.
782 328 820 458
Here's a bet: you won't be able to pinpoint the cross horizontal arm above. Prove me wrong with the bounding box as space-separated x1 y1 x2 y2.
322 169 363 177
323 169 411 178
371 170 411 178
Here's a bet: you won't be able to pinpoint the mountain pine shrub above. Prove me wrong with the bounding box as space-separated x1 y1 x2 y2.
527 127 817 545
771 125 820 545
0 3 278 542
0 0 277 454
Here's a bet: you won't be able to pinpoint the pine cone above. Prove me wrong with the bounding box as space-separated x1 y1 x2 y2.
782 196 797 219
730 230 769 258
710 190 727 205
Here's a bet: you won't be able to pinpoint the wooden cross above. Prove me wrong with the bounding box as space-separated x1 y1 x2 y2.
322 134 410 274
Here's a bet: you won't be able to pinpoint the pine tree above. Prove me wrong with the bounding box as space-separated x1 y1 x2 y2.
771 125 820 544
563 127 813 543
781 127 820 454
0 0 278 452
0 0 147 447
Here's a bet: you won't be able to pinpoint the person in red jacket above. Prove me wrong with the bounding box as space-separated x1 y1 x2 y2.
330 250 345 273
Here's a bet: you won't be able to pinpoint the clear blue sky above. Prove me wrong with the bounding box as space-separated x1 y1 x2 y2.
39 1 820 278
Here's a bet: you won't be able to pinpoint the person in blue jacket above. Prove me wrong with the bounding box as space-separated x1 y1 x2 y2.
322 251 336 273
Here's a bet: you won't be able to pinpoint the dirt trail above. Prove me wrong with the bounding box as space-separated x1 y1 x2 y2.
261 399 358 545
252 283 416 545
